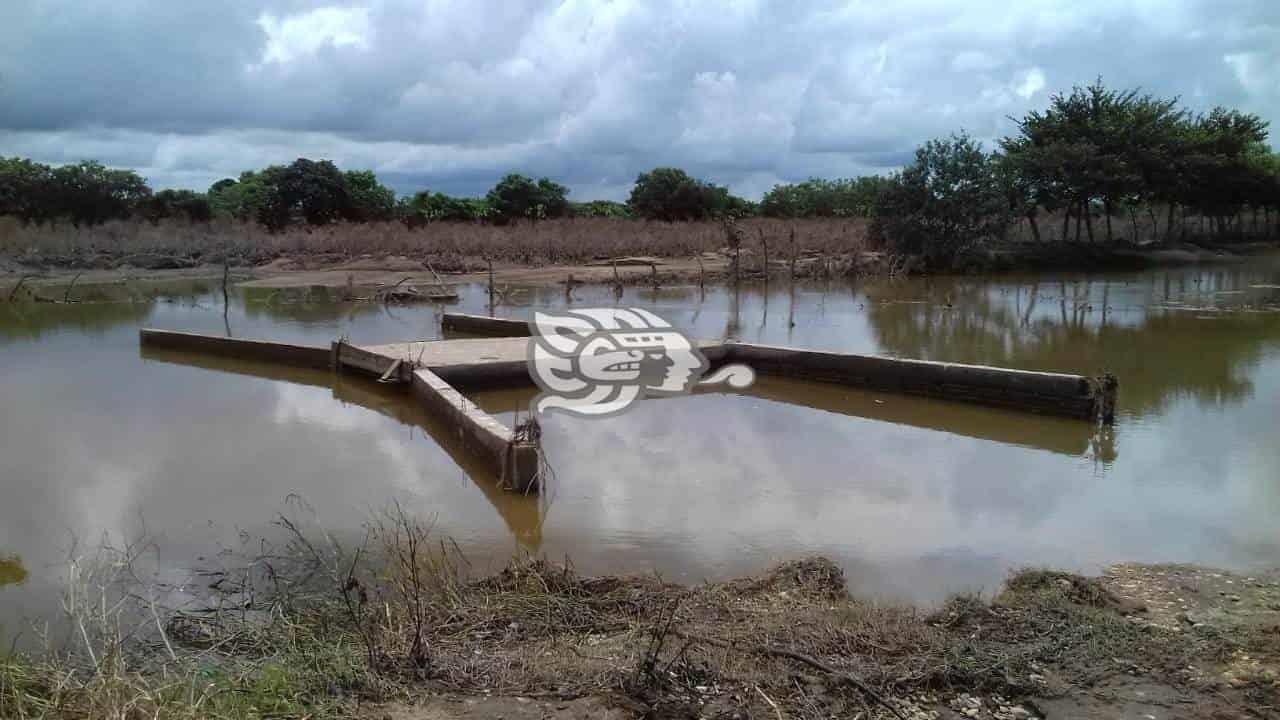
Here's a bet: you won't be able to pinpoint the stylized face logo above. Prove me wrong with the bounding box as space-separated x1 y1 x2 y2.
529 307 750 418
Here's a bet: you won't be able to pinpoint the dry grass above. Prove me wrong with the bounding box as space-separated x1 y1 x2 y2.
3 510 1274 719
0 216 872 271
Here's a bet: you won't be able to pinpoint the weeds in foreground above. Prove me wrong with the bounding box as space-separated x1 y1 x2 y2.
2 511 1275 719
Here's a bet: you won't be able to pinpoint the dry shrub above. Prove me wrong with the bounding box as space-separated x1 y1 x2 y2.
723 555 850 600
7 511 1267 720
0 215 871 269
1003 567 1131 609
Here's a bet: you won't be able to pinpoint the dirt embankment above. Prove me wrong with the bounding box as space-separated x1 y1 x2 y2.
4 550 1278 720
0 249 890 297
342 558 1280 720
4 239 1276 301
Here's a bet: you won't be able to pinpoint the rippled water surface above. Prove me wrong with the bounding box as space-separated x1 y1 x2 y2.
3 259 1279 634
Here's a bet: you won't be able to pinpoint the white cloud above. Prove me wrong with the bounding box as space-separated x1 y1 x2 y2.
0 0 1277 199
256 6 373 66
1223 52 1276 97
1016 67 1047 99
952 51 1001 73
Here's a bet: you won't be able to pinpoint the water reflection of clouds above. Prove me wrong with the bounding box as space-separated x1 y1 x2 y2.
270 382 436 500
528 392 1085 597
3 259 1280 621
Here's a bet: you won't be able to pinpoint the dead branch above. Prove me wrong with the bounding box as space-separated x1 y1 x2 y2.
6 274 33 302
754 684 784 720
64 271 83 303
675 630 906 720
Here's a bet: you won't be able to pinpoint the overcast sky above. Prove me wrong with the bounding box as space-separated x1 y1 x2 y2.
1 0 1277 200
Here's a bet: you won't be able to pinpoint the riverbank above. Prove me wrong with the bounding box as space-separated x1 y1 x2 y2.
3 540 1276 720
2 237 1278 301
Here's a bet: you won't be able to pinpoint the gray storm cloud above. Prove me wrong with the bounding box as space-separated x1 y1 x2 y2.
1 0 1277 199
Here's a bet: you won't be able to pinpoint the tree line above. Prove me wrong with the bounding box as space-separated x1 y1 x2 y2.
872 81 1280 262
0 158 756 229
1 80 1277 257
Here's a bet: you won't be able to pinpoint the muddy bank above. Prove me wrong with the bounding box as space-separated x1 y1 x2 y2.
981 239 1280 273
5 550 1276 720
359 559 1279 720
3 239 1277 299
0 249 886 297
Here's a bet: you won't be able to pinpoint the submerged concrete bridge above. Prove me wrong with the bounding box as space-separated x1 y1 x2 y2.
139 313 1117 495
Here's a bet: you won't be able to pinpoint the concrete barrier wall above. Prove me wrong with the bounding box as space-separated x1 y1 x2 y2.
725 341 1112 421
139 329 332 370
142 326 1110 499
442 313 532 337
331 339 539 493
410 369 539 493
728 376 1096 455
433 360 532 388
333 342 414 382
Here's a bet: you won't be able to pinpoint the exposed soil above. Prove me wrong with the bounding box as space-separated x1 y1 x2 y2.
373 694 636 719
338 559 1279 720
243 252 750 289
3 239 1277 301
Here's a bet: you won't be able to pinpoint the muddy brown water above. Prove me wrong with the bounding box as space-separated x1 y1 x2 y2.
2 259 1280 640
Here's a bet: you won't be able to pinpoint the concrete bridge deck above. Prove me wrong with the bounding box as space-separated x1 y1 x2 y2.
139 312 1117 496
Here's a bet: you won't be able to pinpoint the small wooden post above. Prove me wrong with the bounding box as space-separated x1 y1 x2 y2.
222 252 230 308
1094 373 1119 425
329 339 343 372
486 257 496 312
788 228 797 282
759 228 769 284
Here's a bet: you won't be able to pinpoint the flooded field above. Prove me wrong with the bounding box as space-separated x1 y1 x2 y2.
2 259 1280 638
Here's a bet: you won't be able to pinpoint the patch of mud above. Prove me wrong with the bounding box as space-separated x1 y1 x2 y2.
372 694 638 719
1103 563 1280 633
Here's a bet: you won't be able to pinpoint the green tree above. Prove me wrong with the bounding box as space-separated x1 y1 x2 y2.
627 167 742 221
0 157 54 223
136 189 212 223
871 132 1007 263
485 174 569 224
256 159 351 231
342 170 396 222
1002 80 1188 243
397 191 491 226
761 177 888 218
48 161 151 225
208 173 271 221
206 178 240 217
569 200 633 218
1178 108 1271 238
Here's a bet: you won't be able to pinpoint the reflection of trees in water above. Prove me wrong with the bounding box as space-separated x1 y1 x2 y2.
0 555 27 587
0 301 153 342
866 272 1280 415
0 278 239 343
239 288 386 325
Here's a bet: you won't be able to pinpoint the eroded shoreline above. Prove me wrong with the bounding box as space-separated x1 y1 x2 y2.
3 550 1277 720
3 238 1278 301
